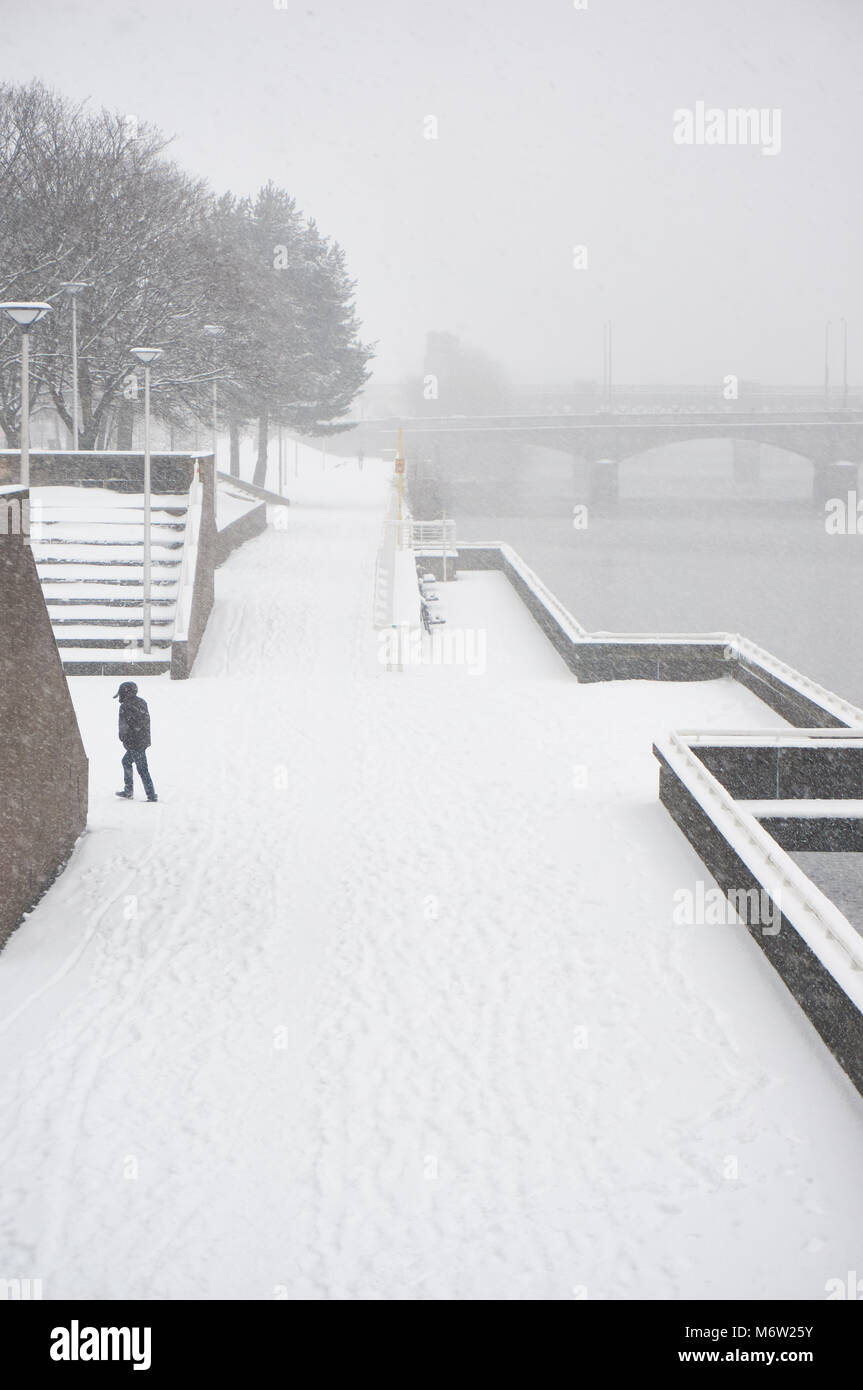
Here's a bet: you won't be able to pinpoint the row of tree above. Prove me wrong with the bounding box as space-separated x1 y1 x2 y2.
0 81 374 481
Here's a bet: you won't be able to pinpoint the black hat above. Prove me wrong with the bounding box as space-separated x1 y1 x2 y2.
113 681 138 700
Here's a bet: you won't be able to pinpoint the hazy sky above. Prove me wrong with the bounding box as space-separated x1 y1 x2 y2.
3 0 860 387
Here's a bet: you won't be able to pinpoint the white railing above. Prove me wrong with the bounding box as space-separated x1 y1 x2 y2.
172 463 203 642
410 518 456 549
408 518 455 581
658 731 863 995
372 481 402 629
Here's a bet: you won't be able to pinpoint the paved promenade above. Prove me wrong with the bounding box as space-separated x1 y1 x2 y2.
1 458 862 1300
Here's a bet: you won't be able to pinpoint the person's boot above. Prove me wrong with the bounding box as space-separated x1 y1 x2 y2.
116 790 133 799
146 794 158 803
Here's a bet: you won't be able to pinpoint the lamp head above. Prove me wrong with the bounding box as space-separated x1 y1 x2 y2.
129 346 163 366
59 281 89 296
0 301 52 328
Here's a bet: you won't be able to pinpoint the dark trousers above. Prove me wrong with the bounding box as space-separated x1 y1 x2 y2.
122 747 156 798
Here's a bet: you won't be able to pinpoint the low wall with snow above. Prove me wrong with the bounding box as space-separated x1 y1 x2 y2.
448 540 863 1093
654 734 863 1098
170 459 217 681
0 488 88 948
452 543 851 709
214 501 267 567
173 490 267 677
0 450 199 494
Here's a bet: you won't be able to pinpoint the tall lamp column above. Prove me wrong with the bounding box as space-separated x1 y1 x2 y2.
0 302 53 488
130 346 163 654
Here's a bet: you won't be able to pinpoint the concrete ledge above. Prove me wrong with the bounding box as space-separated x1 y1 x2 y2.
754 816 863 852
453 543 860 707
170 459 217 681
449 538 863 1093
733 654 851 729
695 741 863 800
654 741 863 1098
0 450 199 493
215 502 267 568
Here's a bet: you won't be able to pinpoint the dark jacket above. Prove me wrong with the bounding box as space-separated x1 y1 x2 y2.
119 695 151 751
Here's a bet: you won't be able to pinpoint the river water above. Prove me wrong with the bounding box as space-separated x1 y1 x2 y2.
447 440 863 709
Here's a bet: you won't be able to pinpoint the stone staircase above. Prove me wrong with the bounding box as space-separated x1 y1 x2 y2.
30 488 190 675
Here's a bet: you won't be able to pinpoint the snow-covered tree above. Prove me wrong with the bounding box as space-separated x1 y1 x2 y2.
0 82 374 461
0 81 213 448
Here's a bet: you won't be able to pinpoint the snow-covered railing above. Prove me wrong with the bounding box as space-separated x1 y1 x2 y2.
373 481 403 629
730 634 863 729
495 542 591 641
454 541 863 726
657 731 863 1005
171 462 202 644
444 534 863 1087
405 518 456 580
410 518 457 549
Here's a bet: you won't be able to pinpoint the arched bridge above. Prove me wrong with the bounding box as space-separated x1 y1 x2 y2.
345 410 863 466
343 410 863 506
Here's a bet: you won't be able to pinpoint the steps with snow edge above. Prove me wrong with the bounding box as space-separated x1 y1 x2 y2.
55 636 173 649
61 651 176 676
31 487 190 675
49 614 174 627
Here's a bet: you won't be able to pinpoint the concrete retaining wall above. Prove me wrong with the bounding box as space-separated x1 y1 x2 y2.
0 450 198 493
452 543 838 699
695 743 863 799
448 537 863 1094
215 502 267 567
170 459 218 681
0 488 88 949
655 746 863 1098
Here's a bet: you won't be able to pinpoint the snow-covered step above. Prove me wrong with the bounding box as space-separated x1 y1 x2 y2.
37 508 186 521
33 524 184 544
30 485 191 673
50 619 175 631
36 559 180 576
42 581 178 600
38 567 179 586
37 506 186 520
31 486 189 508
45 595 176 609
32 542 183 559
55 636 173 649
60 649 173 675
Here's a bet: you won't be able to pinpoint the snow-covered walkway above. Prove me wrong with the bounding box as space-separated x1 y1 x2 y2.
2 457 863 1301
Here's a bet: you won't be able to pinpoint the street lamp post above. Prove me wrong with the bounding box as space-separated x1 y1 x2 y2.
841 318 848 410
202 324 224 468
0 302 52 488
824 321 832 406
130 347 163 655
59 282 89 450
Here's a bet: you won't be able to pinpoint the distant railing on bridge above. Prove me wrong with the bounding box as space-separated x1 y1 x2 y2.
347 384 863 425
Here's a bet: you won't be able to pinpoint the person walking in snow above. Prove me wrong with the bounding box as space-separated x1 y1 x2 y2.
114 681 158 802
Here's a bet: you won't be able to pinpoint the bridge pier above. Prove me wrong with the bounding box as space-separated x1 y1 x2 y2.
812 459 858 508
732 438 762 484
589 457 619 508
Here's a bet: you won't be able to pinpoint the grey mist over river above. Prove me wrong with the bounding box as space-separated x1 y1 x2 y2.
445 439 863 710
